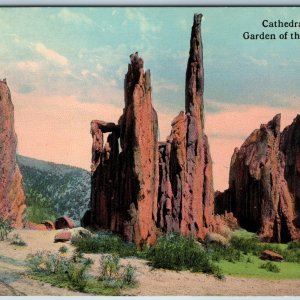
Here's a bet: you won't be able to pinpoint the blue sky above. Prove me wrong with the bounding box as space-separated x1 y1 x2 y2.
1 7 300 190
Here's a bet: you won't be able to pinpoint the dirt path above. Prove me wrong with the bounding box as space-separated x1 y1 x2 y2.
0 229 300 296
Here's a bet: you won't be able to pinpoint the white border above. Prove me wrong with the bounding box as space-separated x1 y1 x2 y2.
0 0 300 5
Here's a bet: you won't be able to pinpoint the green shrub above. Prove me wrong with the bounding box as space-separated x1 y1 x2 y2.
246 256 253 263
100 254 120 280
207 243 242 263
98 254 137 288
0 218 13 241
58 245 68 254
287 240 300 250
66 253 93 291
10 234 27 246
230 234 300 263
26 250 137 294
282 248 300 263
260 261 280 273
230 235 262 255
71 232 136 257
26 189 57 223
122 264 137 287
146 233 224 279
26 250 93 292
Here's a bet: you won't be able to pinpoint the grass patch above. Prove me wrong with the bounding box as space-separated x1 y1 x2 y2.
26 250 137 295
71 232 136 257
219 254 300 279
28 273 121 296
230 230 300 263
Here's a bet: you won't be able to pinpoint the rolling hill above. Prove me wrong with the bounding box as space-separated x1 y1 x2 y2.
17 155 91 224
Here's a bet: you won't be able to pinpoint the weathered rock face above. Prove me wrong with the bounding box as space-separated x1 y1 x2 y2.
220 114 299 242
88 14 215 244
89 53 159 246
157 14 215 240
117 54 159 245
280 115 300 228
0 79 26 228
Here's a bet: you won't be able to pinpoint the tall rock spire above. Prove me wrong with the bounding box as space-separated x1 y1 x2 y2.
87 53 159 246
157 13 215 239
0 79 26 228
185 13 204 128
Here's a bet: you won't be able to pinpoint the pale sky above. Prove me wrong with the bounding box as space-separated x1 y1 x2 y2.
1 7 300 191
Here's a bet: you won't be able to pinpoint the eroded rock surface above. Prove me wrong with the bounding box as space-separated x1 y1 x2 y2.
89 53 159 246
157 14 215 240
217 114 299 242
0 79 26 228
88 14 216 244
280 115 300 228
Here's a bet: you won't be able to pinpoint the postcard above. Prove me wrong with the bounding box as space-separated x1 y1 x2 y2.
0 6 299 297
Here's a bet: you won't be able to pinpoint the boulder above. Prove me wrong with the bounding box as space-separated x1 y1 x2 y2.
260 250 284 262
27 222 48 231
55 216 75 229
41 220 55 230
54 231 71 243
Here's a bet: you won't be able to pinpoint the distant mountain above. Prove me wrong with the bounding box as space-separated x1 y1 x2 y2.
17 155 91 223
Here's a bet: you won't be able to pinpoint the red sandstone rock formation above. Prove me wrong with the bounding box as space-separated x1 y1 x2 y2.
280 115 300 228
157 14 214 240
89 53 159 246
54 231 71 243
117 53 159 245
27 222 48 231
55 216 75 229
222 115 299 242
0 79 26 228
260 250 284 262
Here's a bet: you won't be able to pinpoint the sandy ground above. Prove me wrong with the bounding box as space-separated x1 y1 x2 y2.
0 229 300 296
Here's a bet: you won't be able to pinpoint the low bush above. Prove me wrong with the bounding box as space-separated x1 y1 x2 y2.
98 254 137 288
100 254 120 281
58 245 68 254
230 234 300 263
27 250 93 292
146 233 224 279
207 244 242 263
10 234 27 246
246 255 253 263
205 232 229 247
260 261 280 273
122 264 137 287
71 232 136 257
282 248 300 263
230 235 262 255
26 250 137 295
0 218 12 241
287 240 300 250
